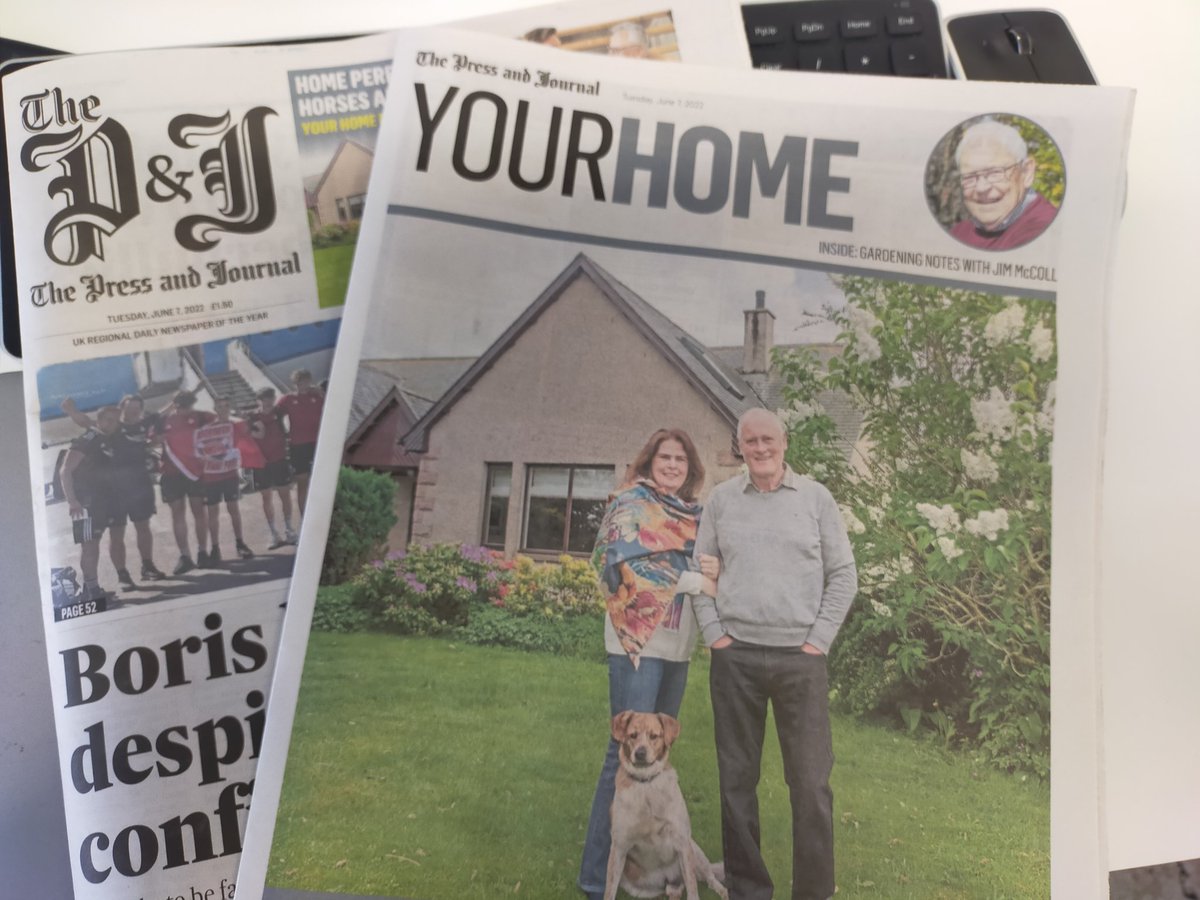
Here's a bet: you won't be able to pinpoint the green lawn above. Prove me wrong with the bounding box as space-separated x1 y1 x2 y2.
314 241 356 308
269 633 1048 899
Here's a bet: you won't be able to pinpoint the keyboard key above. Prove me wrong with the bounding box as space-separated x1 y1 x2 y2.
890 38 931 74
747 22 788 45
844 42 890 72
798 46 844 71
743 0 948 79
888 12 924 35
794 18 834 41
841 16 881 39
753 44 798 69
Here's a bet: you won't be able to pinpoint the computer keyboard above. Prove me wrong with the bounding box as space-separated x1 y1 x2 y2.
742 0 949 77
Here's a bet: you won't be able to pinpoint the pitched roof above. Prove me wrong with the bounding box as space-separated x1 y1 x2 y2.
347 257 863 462
710 345 863 457
344 363 432 470
309 138 374 203
356 358 473 419
400 254 769 453
346 363 399 439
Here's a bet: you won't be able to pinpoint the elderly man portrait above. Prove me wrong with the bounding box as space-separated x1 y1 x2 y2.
693 407 857 900
949 119 1059 251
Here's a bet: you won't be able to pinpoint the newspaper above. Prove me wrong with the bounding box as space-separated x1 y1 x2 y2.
238 25 1134 900
0 5 749 898
2 30 395 900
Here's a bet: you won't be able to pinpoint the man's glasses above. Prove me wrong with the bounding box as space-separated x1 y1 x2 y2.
959 160 1026 190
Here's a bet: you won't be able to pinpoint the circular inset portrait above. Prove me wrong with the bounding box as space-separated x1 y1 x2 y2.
926 114 1064 251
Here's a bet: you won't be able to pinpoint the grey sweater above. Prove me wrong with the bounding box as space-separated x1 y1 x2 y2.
692 467 857 653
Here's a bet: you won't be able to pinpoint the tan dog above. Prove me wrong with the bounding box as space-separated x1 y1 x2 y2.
605 711 728 900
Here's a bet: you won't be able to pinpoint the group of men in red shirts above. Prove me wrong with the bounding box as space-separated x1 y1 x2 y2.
57 369 324 605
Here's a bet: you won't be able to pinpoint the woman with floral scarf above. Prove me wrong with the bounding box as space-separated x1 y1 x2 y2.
577 427 719 900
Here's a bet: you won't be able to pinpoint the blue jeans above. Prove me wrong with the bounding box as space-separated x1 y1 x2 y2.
577 654 690 897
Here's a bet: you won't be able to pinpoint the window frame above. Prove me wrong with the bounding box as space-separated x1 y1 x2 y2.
520 463 614 556
480 462 512 550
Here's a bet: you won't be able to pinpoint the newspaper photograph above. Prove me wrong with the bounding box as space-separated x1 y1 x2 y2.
463 0 749 66
2 31 397 900
238 26 1133 900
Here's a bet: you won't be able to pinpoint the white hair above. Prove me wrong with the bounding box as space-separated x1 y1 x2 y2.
954 119 1029 168
736 407 786 441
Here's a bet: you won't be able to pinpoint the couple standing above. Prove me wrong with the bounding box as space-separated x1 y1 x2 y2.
579 408 859 900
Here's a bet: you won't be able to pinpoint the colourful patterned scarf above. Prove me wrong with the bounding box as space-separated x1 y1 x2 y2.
592 478 702 667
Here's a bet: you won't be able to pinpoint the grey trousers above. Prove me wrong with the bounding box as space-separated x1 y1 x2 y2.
710 640 835 900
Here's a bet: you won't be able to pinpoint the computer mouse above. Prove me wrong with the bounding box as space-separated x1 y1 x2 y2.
945 10 1096 84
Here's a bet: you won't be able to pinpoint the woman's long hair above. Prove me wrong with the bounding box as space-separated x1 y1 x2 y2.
624 428 705 503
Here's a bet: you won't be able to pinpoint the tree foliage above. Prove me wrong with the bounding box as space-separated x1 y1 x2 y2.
776 276 1055 776
321 466 397 585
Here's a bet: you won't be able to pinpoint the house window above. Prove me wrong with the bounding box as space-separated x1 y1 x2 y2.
346 193 366 220
482 464 512 549
523 465 614 554
336 199 349 222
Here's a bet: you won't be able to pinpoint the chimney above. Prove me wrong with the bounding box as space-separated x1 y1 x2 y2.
742 289 775 374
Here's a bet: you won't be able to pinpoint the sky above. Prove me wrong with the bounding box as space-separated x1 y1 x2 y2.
359 215 848 360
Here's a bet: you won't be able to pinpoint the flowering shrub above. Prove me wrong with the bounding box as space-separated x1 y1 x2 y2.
499 554 606 619
776 277 1054 776
349 544 604 642
311 220 361 249
351 543 506 635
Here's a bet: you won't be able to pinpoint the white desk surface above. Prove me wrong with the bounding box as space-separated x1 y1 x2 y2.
1 0 1196 894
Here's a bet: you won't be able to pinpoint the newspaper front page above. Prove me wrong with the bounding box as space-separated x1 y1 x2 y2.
238 25 1133 900
1 5 749 898
2 31 398 900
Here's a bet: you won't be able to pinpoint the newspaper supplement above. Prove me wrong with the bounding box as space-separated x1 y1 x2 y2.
2 32 399 899
237 26 1132 900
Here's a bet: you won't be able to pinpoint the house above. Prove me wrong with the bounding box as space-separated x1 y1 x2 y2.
343 360 471 551
344 254 861 557
304 140 373 232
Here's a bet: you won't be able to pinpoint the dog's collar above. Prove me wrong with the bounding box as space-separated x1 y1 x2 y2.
623 763 663 783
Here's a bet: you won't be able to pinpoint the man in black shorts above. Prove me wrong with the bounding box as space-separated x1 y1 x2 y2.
275 369 324 514
249 386 297 548
197 396 255 563
157 390 214 573
58 406 123 604
62 394 167 587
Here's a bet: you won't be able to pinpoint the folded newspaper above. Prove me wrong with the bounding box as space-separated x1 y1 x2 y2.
1 30 398 900
235 24 1134 900
0 3 748 898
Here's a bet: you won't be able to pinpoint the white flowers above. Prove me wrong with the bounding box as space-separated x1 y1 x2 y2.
916 502 960 534
847 304 882 361
982 302 1053 364
937 536 964 560
971 388 1017 441
961 448 1000 483
869 598 894 618
983 303 1027 347
1029 322 1054 363
840 506 867 534
964 508 1010 541
777 401 824 426
917 497 1013 558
